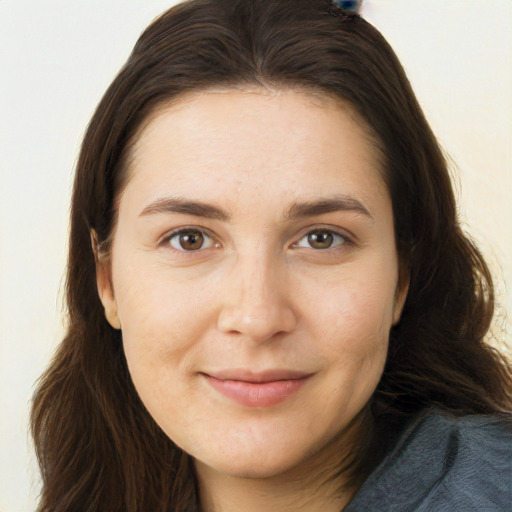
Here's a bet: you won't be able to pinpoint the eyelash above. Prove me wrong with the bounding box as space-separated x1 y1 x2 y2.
161 226 353 253
293 229 352 250
163 227 218 253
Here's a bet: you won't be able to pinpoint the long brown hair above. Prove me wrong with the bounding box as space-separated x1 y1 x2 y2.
31 1 512 510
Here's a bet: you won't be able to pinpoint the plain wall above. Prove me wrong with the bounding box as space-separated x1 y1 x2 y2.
1 1 510 510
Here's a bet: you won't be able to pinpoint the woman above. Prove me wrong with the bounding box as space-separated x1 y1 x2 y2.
31 1 512 511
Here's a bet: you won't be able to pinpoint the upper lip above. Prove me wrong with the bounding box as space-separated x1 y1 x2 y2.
203 369 312 383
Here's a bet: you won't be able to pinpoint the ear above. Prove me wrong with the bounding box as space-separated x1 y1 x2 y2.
91 230 121 330
392 270 410 326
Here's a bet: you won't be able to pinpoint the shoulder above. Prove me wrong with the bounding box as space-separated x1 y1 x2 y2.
346 408 512 512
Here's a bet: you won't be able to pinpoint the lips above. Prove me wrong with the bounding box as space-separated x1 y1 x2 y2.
203 369 312 407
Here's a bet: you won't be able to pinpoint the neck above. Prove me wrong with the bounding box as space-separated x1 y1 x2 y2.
195 409 374 512
197 468 353 512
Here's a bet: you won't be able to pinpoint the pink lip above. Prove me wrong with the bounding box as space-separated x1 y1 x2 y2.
203 369 312 407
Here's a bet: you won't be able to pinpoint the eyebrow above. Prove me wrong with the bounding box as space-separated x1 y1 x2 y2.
285 196 373 220
139 197 230 221
139 195 373 221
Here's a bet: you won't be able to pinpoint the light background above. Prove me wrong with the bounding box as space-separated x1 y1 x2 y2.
1 1 510 510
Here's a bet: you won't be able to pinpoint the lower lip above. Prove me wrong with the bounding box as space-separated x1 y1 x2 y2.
205 375 309 407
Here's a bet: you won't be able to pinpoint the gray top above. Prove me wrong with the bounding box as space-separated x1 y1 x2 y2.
345 409 512 512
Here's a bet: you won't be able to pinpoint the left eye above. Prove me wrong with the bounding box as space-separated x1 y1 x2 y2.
168 229 215 251
295 229 348 250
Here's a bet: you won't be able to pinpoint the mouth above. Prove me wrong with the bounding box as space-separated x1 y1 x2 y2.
202 369 312 407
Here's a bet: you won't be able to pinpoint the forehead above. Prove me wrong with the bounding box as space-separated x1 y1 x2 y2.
122 89 388 216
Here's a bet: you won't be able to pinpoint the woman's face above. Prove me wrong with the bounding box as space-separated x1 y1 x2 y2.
97 90 407 480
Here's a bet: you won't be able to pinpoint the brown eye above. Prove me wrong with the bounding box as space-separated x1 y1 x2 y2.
295 229 348 250
169 229 212 251
307 230 334 249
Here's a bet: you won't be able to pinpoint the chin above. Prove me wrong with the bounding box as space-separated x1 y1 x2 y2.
193 434 330 482
199 458 299 481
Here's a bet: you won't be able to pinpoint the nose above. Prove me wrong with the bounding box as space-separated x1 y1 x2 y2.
217 253 298 343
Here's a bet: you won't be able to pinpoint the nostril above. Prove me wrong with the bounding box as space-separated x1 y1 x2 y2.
217 305 297 342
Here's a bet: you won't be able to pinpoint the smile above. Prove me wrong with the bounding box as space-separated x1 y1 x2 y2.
203 370 312 407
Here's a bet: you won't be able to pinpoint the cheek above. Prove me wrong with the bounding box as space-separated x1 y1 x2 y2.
302 268 396 388
116 277 206 428
115 253 213 327
113 259 216 378
306 269 397 341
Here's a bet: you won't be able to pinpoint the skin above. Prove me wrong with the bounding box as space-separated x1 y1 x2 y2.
96 89 408 512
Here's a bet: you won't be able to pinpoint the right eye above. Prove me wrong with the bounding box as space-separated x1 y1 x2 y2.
168 229 215 252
